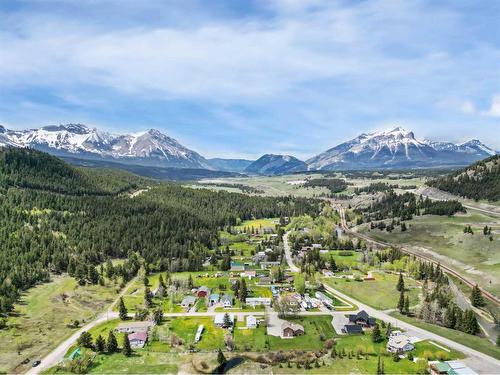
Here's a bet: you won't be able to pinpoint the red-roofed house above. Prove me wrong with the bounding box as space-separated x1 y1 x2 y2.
128 331 148 348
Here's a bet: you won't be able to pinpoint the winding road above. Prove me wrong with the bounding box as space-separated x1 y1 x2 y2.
282 225 500 374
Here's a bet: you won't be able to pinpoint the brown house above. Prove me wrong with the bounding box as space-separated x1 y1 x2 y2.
281 321 305 338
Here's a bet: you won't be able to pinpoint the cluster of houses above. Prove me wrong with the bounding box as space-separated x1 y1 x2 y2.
115 321 154 348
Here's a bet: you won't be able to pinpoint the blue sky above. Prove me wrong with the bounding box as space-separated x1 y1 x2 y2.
0 0 499 159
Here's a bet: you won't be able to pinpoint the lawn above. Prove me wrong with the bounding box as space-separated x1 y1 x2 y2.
360 211 500 296
235 218 279 231
321 250 361 268
390 312 500 360
323 272 421 310
267 316 336 351
234 324 268 351
0 275 119 374
166 317 226 351
88 351 179 374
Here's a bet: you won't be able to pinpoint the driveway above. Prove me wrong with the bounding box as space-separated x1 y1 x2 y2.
331 313 349 335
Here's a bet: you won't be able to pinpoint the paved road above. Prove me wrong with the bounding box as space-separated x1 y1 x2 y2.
27 276 137 375
284 219 500 373
322 283 500 374
283 231 300 272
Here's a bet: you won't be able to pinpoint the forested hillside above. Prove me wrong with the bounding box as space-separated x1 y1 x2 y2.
428 155 500 201
0 148 322 315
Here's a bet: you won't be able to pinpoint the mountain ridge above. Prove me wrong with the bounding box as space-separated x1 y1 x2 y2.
245 154 307 175
307 127 497 170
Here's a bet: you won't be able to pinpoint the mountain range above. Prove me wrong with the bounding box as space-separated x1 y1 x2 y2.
0 124 497 175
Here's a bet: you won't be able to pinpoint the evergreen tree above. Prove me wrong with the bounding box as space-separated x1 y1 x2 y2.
119 297 128 320
188 274 193 289
95 334 106 353
397 290 405 313
372 323 383 343
470 285 485 307
144 287 153 308
217 348 226 365
239 278 247 302
223 312 232 328
158 274 165 288
77 331 93 349
107 331 118 353
376 355 384 374
385 322 392 338
404 295 410 315
396 271 405 292
122 334 132 356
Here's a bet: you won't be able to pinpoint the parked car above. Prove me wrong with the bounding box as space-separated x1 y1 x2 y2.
32 360 41 367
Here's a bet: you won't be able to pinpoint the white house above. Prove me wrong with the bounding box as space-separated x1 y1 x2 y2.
246 315 258 329
221 294 233 308
387 334 415 353
214 313 234 327
128 331 148 348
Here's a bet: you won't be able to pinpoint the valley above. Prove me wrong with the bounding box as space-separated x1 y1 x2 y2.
0 148 498 375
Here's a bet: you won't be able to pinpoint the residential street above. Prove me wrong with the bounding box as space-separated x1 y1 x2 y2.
283 221 500 374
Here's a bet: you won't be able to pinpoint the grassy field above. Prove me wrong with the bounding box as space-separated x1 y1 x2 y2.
267 316 336 351
166 316 226 350
193 174 331 197
234 218 279 231
89 351 179 374
322 250 361 268
390 312 500 360
0 275 119 374
361 211 500 296
323 272 421 310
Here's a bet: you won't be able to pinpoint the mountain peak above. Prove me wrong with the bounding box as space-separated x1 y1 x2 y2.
245 154 306 175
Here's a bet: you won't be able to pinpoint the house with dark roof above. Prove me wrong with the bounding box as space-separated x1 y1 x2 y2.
197 286 210 298
348 310 376 327
281 321 305 338
342 324 363 334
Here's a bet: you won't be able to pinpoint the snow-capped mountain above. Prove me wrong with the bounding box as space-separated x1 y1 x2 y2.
1 124 210 169
307 127 497 170
245 154 307 175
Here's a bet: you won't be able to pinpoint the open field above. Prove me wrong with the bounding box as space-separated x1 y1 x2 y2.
390 312 500 360
360 211 500 296
0 275 119 374
234 218 279 231
323 272 421 310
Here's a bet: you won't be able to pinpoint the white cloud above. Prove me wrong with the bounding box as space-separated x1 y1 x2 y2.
483 95 500 117
460 100 476 114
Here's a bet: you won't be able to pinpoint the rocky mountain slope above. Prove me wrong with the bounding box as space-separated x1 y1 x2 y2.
307 127 497 170
0 124 210 169
245 154 307 175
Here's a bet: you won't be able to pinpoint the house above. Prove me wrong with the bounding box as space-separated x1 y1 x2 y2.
194 325 204 343
181 295 197 309
260 261 281 270
281 321 305 338
214 313 234 327
348 310 376 327
429 361 477 375
209 293 220 306
322 269 334 277
197 286 210 298
245 297 272 307
221 294 233 308
128 331 148 348
258 276 272 285
246 315 258 329
312 243 322 249
242 270 256 279
116 321 153 334
230 261 245 272
386 334 415 353
342 324 363 334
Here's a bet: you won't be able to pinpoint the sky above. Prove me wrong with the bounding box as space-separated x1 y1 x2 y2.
0 0 499 159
